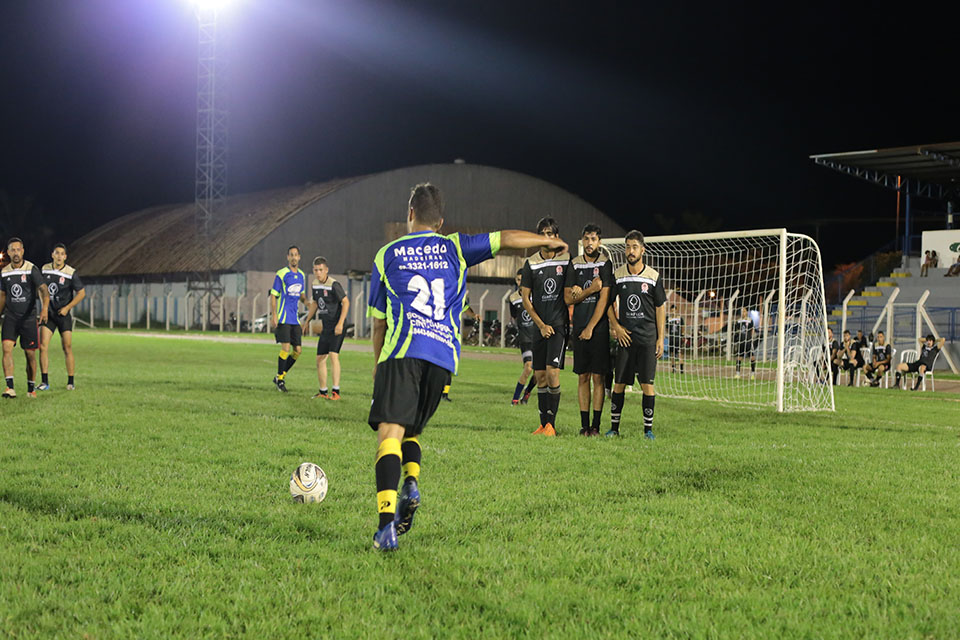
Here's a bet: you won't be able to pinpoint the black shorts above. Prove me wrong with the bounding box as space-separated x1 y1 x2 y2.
316 331 345 355
614 342 658 386
735 341 754 357
572 327 610 375
44 311 73 335
368 358 450 436
532 327 567 370
518 340 533 364
667 336 683 358
1 313 39 350
275 323 302 347
906 360 931 373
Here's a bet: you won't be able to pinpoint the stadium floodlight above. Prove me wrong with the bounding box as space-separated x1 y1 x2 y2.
597 228 834 413
188 0 236 10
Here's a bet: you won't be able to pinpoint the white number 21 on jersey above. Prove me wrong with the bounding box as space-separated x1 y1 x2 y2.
408 275 447 321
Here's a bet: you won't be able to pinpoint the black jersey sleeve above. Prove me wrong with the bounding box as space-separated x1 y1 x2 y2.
601 261 615 288
653 278 667 307
31 265 43 290
520 260 533 290
332 280 346 303
72 271 85 293
563 262 578 290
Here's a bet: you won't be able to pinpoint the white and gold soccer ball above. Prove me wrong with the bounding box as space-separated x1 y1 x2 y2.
289 462 328 504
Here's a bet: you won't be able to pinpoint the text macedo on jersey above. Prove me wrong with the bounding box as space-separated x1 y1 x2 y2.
368 231 500 374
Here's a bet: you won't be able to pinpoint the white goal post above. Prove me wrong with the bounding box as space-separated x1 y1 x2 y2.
592 228 834 412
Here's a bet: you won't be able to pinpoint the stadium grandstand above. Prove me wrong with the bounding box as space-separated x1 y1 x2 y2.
68 162 623 335
811 141 960 371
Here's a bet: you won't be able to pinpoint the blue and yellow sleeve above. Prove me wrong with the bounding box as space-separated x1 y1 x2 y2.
367 258 387 319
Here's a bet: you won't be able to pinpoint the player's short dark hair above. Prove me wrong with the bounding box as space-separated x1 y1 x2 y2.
624 230 645 245
581 224 602 238
313 256 328 267
877 330 884 336
843 329 850 335
409 183 444 226
7 237 23 248
536 217 559 235
516 268 523 276
53 243 67 252
287 245 300 254
926 334 935 341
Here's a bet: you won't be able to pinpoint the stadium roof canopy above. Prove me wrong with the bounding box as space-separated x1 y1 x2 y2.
71 163 622 278
810 141 960 200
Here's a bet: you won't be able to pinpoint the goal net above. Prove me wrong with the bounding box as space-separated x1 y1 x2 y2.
597 229 834 412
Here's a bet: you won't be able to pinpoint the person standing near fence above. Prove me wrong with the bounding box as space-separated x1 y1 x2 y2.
38 243 85 390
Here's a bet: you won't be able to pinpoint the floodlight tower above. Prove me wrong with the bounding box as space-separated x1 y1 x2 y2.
191 0 229 328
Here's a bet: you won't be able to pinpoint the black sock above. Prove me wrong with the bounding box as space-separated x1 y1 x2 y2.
548 386 561 427
332 386 340 394
537 387 549 426
4 377 12 390
375 438 402 529
592 409 602 430
895 372 901 386
28 380 35 393
320 388 328 395
401 437 422 482
750 361 756 372
524 377 537 395
610 391 624 432
513 382 524 401
580 410 589 430
67 375 74 386
285 352 299 372
278 353 288 376
642 394 655 433
736 361 741 373
680 363 684 374
41 372 49 385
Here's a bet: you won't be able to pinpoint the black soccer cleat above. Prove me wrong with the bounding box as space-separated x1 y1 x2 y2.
394 478 420 536
273 376 287 392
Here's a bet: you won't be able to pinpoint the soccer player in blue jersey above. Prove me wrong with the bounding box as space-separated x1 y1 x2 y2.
269 246 307 392
368 183 567 551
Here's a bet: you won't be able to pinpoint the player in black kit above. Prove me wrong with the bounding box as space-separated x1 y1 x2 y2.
39 243 85 390
864 330 892 387
520 218 571 436
508 269 537 405
895 334 945 390
606 231 666 439
302 256 350 399
564 224 613 436
1 237 50 398
734 307 756 380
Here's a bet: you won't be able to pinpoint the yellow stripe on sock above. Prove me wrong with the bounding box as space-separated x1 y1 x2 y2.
377 489 398 515
290 351 300 361
443 384 451 394
279 351 289 360
402 461 421 480
376 437 402 463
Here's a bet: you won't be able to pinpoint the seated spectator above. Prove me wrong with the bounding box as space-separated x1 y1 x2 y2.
833 329 860 386
826 327 840 385
854 329 867 351
920 250 932 277
932 251 939 268
864 330 892 387
945 253 960 277
895 334 946 390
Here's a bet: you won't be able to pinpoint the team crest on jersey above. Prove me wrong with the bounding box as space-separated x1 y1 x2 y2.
544 278 557 295
11 284 23 298
627 294 641 312
21 274 26 283
48 283 59 295
641 283 649 293
593 267 599 277
59 277 65 285
555 266 563 275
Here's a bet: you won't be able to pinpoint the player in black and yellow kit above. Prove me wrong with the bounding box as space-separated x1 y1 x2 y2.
1 237 50 399
302 256 349 399
39 243 85 390
564 224 613 436
520 217 571 436
269 246 307 392
508 269 537 405
607 231 666 439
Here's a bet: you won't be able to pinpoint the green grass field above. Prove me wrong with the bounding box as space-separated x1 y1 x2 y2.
2 332 959 638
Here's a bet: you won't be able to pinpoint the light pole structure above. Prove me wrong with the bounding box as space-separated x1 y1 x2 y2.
190 2 229 328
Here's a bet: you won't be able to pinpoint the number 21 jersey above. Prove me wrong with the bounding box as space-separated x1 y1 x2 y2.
368 230 500 373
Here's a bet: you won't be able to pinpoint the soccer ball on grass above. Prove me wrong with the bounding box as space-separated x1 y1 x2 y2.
290 462 328 504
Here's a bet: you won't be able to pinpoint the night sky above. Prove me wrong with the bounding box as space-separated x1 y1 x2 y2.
0 0 955 268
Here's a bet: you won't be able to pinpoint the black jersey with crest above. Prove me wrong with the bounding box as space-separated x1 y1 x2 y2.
520 251 571 329
1 260 43 317
508 290 536 344
564 255 614 333
41 263 85 311
872 343 891 364
611 263 666 343
311 277 346 333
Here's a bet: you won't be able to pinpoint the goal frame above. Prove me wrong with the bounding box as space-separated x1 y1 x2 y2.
583 227 834 413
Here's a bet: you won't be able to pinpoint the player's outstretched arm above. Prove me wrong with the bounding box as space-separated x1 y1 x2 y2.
499 230 567 254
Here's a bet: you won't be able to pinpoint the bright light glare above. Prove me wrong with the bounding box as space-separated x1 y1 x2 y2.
189 0 236 11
